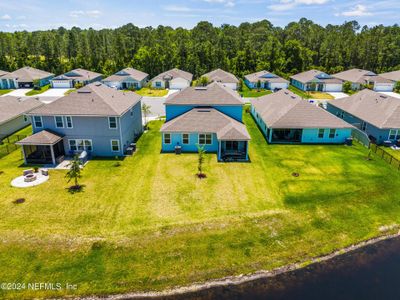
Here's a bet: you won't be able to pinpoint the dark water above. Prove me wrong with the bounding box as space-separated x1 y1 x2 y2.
156 236 400 300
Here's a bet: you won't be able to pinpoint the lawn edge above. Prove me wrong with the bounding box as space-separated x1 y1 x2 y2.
73 231 400 300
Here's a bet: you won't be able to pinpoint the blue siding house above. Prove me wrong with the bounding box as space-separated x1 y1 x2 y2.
290 70 343 92
17 83 143 165
327 89 400 144
244 70 289 90
161 82 250 161
251 89 353 144
0 67 54 89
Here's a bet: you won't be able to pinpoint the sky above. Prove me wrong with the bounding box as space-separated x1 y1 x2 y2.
0 0 399 32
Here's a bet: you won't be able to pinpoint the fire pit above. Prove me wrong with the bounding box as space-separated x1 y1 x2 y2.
24 173 37 182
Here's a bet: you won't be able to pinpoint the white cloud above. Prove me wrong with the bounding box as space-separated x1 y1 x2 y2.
69 10 102 18
203 0 236 7
0 14 12 20
268 0 328 11
341 4 372 17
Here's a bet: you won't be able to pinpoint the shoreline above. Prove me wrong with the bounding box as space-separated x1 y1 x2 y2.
71 231 400 300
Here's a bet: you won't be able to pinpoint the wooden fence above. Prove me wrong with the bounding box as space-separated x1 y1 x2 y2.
0 134 27 158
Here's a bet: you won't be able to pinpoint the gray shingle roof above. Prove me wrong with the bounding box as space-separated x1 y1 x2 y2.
0 70 9 77
0 96 43 125
3 67 54 82
161 108 250 141
251 89 353 129
103 68 149 82
290 69 342 84
53 68 102 81
329 89 400 129
245 70 289 84
16 130 63 146
333 68 393 84
28 83 142 117
380 70 400 82
151 68 193 82
165 82 243 106
203 69 239 84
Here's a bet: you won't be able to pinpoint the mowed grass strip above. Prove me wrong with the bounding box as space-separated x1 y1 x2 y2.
0 113 400 299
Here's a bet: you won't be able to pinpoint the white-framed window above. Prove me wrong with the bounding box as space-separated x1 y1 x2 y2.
66 116 73 128
361 121 367 131
199 133 212 145
164 133 171 144
182 133 189 145
54 116 64 128
111 139 120 152
33 116 43 128
156 81 162 87
318 129 325 139
329 129 336 138
389 129 399 140
108 117 118 129
68 139 92 152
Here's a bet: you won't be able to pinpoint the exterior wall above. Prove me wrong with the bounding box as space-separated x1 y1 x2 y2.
161 132 219 153
351 83 361 90
245 79 288 90
103 78 147 90
222 82 238 90
251 104 269 139
0 78 17 89
290 79 306 91
324 83 343 92
120 101 143 153
0 115 30 138
270 82 289 90
301 128 351 143
165 105 243 122
373 83 394 92
170 78 190 90
51 80 73 88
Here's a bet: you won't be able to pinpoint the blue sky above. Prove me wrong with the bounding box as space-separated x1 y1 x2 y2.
0 0 399 31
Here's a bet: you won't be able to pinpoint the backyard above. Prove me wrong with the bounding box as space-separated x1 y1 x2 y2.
0 113 400 299
240 83 272 98
288 85 334 99
134 87 168 97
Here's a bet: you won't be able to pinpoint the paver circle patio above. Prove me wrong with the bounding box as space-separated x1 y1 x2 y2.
11 173 49 188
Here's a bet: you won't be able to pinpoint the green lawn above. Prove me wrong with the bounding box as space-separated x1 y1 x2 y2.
384 147 400 161
288 85 334 99
1 114 400 299
134 87 168 97
25 84 50 96
0 126 32 159
240 84 272 98
0 89 11 95
64 89 76 95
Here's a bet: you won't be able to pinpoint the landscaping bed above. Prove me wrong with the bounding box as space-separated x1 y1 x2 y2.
134 87 168 97
0 115 399 299
0 89 11 96
288 86 334 99
240 84 272 98
25 84 50 96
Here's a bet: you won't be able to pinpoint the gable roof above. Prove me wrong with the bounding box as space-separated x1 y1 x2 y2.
151 68 193 82
3 67 54 82
0 96 43 126
290 69 342 84
333 68 393 84
0 70 9 77
53 68 102 81
165 82 243 106
245 70 289 84
28 83 142 117
16 130 63 146
103 68 149 82
203 69 239 84
329 89 400 129
161 108 250 141
251 89 352 129
380 70 400 82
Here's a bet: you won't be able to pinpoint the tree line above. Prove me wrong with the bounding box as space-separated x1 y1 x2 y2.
0 18 399 79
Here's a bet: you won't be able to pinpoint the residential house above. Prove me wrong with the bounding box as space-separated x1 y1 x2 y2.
380 70 400 87
51 68 103 88
103 68 149 90
161 82 250 161
151 68 193 90
327 89 400 144
290 70 343 92
0 70 10 89
0 67 54 89
202 69 239 90
333 68 394 92
251 89 353 144
0 96 43 139
17 83 143 165
244 70 289 91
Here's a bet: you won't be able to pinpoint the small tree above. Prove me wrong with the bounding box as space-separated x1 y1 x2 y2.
343 81 352 93
238 79 243 92
256 80 261 92
32 79 40 90
142 103 152 129
65 155 81 189
309 82 317 94
199 76 209 87
196 144 206 178
395 81 400 93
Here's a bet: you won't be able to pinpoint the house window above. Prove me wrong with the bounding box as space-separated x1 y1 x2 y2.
199 133 212 145
55 116 64 128
109 117 117 129
361 121 367 131
156 81 162 87
318 129 325 138
33 116 43 128
69 139 92 152
389 129 398 140
164 133 171 144
23 115 28 122
329 129 336 138
111 139 120 152
182 133 189 144
66 116 73 128
336 111 345 119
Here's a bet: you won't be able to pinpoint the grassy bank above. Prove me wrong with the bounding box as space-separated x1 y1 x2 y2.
134 88 168 97
288 86 334 99
0 114 399 299
25 85 50 96
0 89 11 95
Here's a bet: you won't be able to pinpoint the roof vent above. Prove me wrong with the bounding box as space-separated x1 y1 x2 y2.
379 95 387 99
195 87 208 90
291 96 296 99
95 82 102 86
284 91 289 95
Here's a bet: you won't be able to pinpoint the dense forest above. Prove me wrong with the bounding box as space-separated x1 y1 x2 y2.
0 18 399 79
